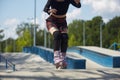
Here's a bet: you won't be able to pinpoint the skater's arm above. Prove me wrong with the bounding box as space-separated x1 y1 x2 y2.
70 0 81 8
43 0 51 14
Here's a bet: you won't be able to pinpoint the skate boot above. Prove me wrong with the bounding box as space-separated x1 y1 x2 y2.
54 51 62 69
54 51 67 69
56 52 67 69
60 52 67 69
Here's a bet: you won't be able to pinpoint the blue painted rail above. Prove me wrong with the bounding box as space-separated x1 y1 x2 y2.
23 46 86 69
68 46 120 68
0 54 16 71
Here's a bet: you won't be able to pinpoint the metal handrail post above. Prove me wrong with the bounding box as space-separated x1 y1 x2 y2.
13 64 15 71
0 54 1 62
6 59 8 69
1 54 16 71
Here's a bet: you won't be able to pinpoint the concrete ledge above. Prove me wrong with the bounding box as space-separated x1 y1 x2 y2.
68 46 120 68
66 57 86 69
23 46 86 69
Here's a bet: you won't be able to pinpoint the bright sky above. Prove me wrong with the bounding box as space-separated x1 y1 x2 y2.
0 0 120 40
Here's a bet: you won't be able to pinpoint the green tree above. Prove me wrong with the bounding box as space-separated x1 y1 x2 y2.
4 38 15 52
68 20 83 47
36 29 44 46
103 16 120 48
68 34 77 47
90 16 103 46
4 45 13 52
0 29 4 52
16 22 34 51
85 20 94 46
16 29 32 52
0 29 4 41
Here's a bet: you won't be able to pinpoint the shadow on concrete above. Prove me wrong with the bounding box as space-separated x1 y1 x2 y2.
0 75 69 80
1 70 120 80
1 53 120 80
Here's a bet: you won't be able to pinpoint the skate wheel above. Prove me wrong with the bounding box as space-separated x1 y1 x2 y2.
55 61 67 69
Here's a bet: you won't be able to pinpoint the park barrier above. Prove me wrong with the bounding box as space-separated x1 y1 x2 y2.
23 46 86 69
68 46 120 68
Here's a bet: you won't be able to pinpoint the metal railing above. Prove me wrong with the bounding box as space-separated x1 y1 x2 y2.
0 54 16 71
109 42 120 51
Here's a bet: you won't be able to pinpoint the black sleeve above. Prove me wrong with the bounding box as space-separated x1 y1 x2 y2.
43 0 51 14
70 0 81 8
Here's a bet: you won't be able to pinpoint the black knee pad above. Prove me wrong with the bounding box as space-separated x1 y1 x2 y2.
53 31 61 51
53 31 61 40
61 33 68 45
61 33 68 52
61 33 68 40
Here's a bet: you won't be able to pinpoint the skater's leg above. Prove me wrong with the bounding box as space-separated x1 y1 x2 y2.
60 33 68 68
53 31 68 69
53 32 66 69
60 27 68 53
46 21 62 65
53 31 63 64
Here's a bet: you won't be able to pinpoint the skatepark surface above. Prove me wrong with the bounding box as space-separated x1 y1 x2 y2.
0 53 120 80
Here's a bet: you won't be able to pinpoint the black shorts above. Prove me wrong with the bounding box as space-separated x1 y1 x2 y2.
46 16 68 34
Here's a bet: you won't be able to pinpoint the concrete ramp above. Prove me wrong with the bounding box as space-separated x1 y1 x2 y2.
0 53 55 72
67 52 106 69
23 46 120 68
23 46 86 69
68 46 120 68
79 46 120 56
0 53 120 80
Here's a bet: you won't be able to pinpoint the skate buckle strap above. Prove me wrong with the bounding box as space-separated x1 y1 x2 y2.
60 52 66 60
54 51 61 64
